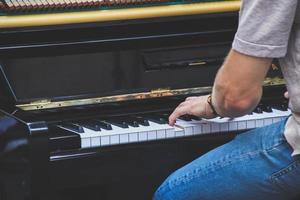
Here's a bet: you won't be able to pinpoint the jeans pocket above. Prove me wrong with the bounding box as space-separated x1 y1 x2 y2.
270 159 300 198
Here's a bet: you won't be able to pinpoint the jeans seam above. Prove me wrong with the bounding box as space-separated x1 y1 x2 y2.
269 159 300 193
168 141 286 189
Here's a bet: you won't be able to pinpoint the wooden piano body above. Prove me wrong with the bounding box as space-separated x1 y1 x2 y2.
0 1 290 199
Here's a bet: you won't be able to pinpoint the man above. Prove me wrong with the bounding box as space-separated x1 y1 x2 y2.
153 0 300 199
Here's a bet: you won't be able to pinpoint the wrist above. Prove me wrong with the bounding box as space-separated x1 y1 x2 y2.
206 94 220 118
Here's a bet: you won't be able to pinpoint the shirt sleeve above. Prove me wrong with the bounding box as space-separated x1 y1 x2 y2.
232 0 298 58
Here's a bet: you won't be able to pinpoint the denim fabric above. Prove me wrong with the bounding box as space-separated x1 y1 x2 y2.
153 119 300 200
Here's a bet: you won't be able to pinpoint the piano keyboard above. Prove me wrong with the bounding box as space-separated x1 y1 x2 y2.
57 104 291 149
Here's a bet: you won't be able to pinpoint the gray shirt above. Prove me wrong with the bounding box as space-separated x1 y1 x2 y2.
232 0 300 155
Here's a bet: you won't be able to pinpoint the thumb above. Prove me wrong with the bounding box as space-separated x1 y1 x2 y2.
284 91 289 99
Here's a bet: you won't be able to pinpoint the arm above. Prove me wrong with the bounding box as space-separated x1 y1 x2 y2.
212 49 271 117
169 0 297 126
168 49 271 125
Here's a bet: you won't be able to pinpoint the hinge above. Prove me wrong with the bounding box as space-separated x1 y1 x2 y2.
27 99 52 109
150 88 172 97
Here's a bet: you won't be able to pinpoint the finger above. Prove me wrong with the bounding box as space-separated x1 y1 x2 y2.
178 101 187 108
185 96 198 101
169 106 189 126
284 91 289 99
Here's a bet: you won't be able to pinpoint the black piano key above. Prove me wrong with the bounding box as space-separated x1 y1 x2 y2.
157 112 170 117
129 121 139 127
130 116 150 126
178 114 201 121
155 113 169 121
77 120 101 131
106 118 129 129
59 122 84 133
179 115 192 121
142 114 167 124
253 106 263 114
272 104 288 111
190 115 201 120
122 118 139 127
93 120 113 130
261 104 273 113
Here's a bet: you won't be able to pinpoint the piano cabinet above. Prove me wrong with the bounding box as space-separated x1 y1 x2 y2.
0 3 294 200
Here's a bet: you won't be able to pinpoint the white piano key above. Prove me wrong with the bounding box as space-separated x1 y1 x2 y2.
175 119 194 135
244 112 266 121
220 123 229 132
129 132 138 142
110 134 120 145
202 123 211 134
229 121 238 131
246 120 256 129
166 128 175 135
120 134 129 144
81 138 91 148
148 130 157 141
272 108 291 117
81 127 102 147
185 127 193 135
157 130 166 139
272 117 282 123
192 124 202 135
175 126 185 137
167 128 176 138
185 127 193 136
264 118 273 126
237 121 247 130
100 136 110 146
207 117 230 123
211 122 220 132
255 119 264 127
91 137 101 147
139 132 148 141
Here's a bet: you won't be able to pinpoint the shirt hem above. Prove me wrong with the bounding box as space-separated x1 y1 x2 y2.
232 36 287 58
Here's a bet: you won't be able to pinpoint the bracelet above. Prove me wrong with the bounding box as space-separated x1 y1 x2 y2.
207 94 219 117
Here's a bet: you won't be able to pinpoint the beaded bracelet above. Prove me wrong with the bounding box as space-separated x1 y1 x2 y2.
207 94 220 117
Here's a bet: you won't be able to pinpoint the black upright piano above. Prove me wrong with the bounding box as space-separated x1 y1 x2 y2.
0 1 288 199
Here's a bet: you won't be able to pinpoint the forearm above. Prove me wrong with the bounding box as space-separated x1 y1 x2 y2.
211 50 271 118
212 78 262 118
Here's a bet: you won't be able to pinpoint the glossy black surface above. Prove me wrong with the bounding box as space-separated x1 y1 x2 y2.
76 120 101 131
0 13 238 105
0 110 29 160
0 110 32 200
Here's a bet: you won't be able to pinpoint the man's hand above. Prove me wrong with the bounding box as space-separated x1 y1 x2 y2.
168 95 216 126
169 49 272 126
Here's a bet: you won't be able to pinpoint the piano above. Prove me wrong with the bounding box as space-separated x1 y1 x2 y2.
0 0 290 199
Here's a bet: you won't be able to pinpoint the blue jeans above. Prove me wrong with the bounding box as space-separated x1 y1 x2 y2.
153 119 300 200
